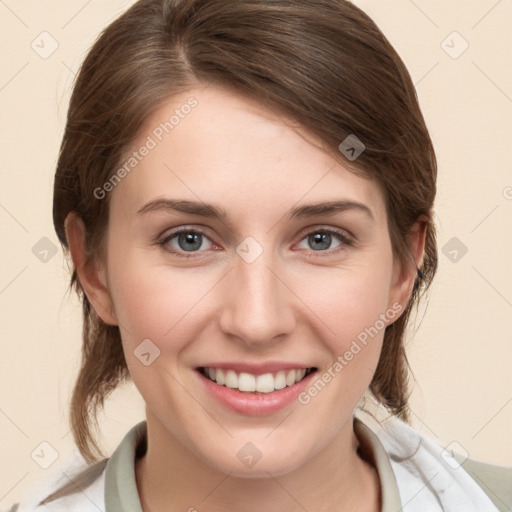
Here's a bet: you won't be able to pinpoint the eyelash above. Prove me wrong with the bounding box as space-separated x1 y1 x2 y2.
157 226 355 259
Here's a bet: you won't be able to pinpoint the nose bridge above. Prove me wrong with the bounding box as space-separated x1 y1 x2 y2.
218 238 294 345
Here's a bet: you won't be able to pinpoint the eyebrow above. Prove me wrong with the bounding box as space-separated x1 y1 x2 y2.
137 198 374 222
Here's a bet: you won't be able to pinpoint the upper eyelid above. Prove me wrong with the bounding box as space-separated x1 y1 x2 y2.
160 225 217 243
160 223 352 238
160 224 354 249
297 225 353 240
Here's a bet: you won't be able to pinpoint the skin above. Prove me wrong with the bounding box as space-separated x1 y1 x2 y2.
65 84 426 512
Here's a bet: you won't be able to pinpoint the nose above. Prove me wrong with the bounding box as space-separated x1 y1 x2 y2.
218 245 296 348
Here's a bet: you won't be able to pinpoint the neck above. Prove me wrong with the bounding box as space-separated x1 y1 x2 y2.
135 412 381 512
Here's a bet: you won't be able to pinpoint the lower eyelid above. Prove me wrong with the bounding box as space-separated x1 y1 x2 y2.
296 229 353 251
160 230 214 254
159 228 353 257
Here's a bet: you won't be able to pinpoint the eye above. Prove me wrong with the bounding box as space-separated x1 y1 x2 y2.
158 226 354 259
296 228 353 255
159 228 214 258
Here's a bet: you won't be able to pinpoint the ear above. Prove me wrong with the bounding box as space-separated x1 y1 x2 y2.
387 219 428 315
64 212 118 326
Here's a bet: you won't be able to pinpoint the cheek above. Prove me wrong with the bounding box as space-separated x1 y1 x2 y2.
294 258 394 344
290 256 395 406
292 276 392 425
109 267 196 342
106 261 208 407
106 247 221 362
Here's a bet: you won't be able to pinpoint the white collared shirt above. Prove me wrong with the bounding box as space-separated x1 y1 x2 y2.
4 410 510 512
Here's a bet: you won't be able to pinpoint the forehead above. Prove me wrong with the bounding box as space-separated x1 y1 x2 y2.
110 86 386 223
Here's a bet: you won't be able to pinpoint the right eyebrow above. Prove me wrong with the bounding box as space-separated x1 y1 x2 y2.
137 198 229 220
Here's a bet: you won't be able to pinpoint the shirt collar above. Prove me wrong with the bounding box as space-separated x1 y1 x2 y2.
104 416 402 512
105 419 146 512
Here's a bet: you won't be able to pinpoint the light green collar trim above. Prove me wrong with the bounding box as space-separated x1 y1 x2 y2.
104 417 402 511
105 420 146 512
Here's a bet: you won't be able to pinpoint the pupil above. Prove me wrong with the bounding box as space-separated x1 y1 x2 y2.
179 232 201 251
177 232 331 252
310 232 330 250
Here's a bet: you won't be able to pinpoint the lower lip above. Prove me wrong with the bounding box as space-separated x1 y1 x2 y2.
195 369 317 416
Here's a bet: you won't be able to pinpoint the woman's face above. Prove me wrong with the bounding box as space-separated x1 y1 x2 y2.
91 85 413 477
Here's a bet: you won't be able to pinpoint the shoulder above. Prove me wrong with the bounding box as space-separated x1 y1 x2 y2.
2 458 107 512
356 408 511 512
451 453 512 512
4 420 148 512
389 416 511 511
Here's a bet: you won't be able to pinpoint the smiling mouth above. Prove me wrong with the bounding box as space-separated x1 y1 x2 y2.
197 367 318 394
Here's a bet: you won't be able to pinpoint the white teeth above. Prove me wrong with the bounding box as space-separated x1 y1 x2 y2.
286 369 296 386
216 368 225 385
203 367 311 393
225 369 238 389
256 373 274 393
238 372 256 392
274 370 287 390
296 369 305 382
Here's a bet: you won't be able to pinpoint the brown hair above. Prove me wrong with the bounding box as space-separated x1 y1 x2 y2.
49 0 437 498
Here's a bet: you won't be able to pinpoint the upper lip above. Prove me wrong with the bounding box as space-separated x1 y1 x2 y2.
196 362 317 376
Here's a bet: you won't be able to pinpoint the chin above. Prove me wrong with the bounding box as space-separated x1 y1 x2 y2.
210 454 303 479
189 436 305 479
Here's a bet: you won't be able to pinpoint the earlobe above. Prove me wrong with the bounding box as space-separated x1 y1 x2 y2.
388 220 428 315
64 213 118 326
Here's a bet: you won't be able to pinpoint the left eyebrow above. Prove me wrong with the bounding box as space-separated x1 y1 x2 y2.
288 200 375 221
136 198 374 223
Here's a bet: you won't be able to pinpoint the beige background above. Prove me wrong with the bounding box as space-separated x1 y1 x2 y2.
1 0 511 506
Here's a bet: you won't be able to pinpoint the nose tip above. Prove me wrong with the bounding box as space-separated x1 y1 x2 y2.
218 252 295 347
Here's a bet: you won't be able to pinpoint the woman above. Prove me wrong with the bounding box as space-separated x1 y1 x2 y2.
5 0 510 511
